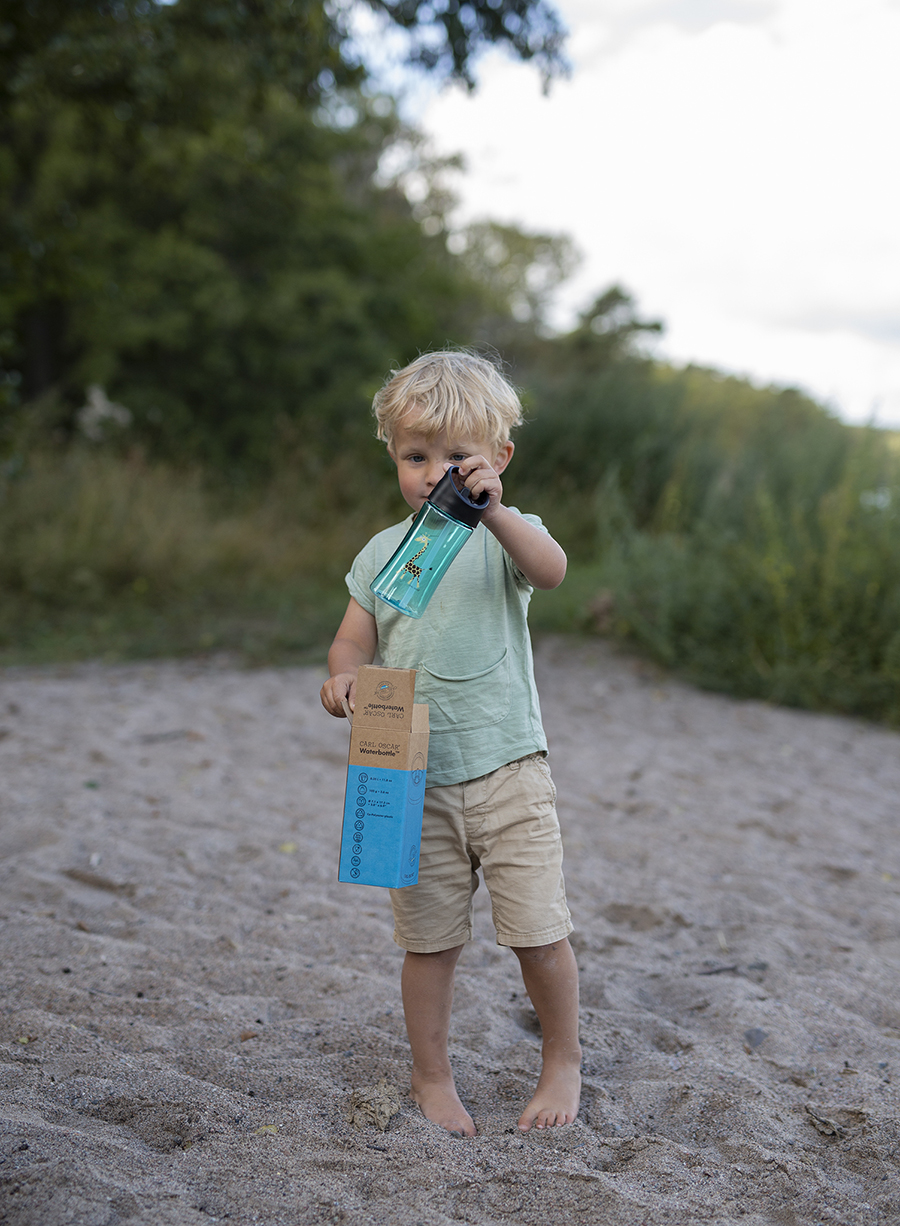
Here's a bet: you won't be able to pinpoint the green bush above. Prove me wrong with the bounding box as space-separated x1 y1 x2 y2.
511 359 900 725
594 430 900 724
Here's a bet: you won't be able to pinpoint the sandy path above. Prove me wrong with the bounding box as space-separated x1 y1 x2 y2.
1 637 898 1225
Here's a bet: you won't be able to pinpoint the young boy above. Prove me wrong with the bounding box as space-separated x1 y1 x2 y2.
320 351 580 1136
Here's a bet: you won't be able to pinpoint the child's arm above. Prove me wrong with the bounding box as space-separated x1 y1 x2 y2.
484 505 567 589
457 456 567 590
320 597 377 717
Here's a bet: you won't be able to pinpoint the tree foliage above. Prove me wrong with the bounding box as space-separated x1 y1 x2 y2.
364 0 567 88
0 0 567 466
451 220 577 345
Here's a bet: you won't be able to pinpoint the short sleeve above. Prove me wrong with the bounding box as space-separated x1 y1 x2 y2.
504 509 549 587
345 542 378 615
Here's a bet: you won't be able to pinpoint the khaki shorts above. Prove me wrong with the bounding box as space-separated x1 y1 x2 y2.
390 754 573 953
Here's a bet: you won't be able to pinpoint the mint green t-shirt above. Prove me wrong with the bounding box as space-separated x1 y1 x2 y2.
346 510 549 788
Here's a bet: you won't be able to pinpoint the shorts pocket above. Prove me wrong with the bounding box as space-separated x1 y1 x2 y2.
418 649 510 733
531 754 558 802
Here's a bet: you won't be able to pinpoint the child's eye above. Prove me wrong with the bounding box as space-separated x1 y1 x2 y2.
450 453 468 462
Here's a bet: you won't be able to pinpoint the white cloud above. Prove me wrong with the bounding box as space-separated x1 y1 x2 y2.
412 0 900 426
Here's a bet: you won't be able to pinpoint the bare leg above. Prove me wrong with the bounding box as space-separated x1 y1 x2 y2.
512 937 581 1130
400 945 476 1136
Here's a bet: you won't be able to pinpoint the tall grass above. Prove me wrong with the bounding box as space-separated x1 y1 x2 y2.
3 368 899 727
0 449 398 664
599 475 900 723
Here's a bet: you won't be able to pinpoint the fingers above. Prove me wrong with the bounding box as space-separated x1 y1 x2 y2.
319 681 341 717
320 674 356 718
455 456 502 506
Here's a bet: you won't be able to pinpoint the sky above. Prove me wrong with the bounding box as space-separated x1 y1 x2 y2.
356 0 900 427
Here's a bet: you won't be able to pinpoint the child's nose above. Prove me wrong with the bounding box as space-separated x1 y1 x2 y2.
425 463 444 487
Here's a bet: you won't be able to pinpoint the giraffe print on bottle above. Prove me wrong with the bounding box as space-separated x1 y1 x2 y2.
402 534 431 587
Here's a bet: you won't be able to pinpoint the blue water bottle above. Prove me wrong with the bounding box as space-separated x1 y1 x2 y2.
370 466 489 618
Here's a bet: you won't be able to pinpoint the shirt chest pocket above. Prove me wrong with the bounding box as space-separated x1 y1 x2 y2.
418 649 510 733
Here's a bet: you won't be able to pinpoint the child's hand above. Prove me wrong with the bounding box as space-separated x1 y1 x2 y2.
320 671 357 718
453 456 504 519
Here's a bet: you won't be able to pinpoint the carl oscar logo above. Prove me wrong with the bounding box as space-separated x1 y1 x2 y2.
411 751 426 788
375 681 395 701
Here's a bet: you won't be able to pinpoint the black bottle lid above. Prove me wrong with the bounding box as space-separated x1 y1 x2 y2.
426 465 490 528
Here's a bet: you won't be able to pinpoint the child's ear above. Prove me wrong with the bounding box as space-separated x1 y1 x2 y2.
493 440 515 474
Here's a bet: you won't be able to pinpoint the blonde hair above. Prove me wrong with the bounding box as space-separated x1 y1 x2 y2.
373 350 523 454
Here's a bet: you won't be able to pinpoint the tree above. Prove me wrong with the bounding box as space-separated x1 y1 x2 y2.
454 221 577 327
364 0 567 88
552 285 664 372
0 0 568 465
0 0 355 422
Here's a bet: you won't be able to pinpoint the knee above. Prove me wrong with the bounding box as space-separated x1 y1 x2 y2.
511 939 568 966
406 944 463 967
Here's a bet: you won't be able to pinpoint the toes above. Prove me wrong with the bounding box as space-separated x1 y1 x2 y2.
519 1106 575 1131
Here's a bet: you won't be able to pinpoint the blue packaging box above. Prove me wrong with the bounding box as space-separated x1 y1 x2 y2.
339 760 426 887
338 666 429 889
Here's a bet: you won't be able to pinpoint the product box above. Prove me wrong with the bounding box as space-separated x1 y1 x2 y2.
338 665 429 888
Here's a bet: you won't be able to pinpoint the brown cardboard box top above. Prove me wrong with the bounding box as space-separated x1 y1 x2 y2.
348 666 428 771
354 665 418 731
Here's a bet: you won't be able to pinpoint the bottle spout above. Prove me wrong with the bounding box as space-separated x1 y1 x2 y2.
427 466 489 527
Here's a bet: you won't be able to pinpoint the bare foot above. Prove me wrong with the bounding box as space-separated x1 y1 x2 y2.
517 1061 581 1131
411 1071 476 1137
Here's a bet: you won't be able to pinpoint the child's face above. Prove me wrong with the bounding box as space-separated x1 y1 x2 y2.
388 418 513 513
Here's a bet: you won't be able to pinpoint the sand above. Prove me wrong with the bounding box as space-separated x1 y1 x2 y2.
1 636 899 1225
